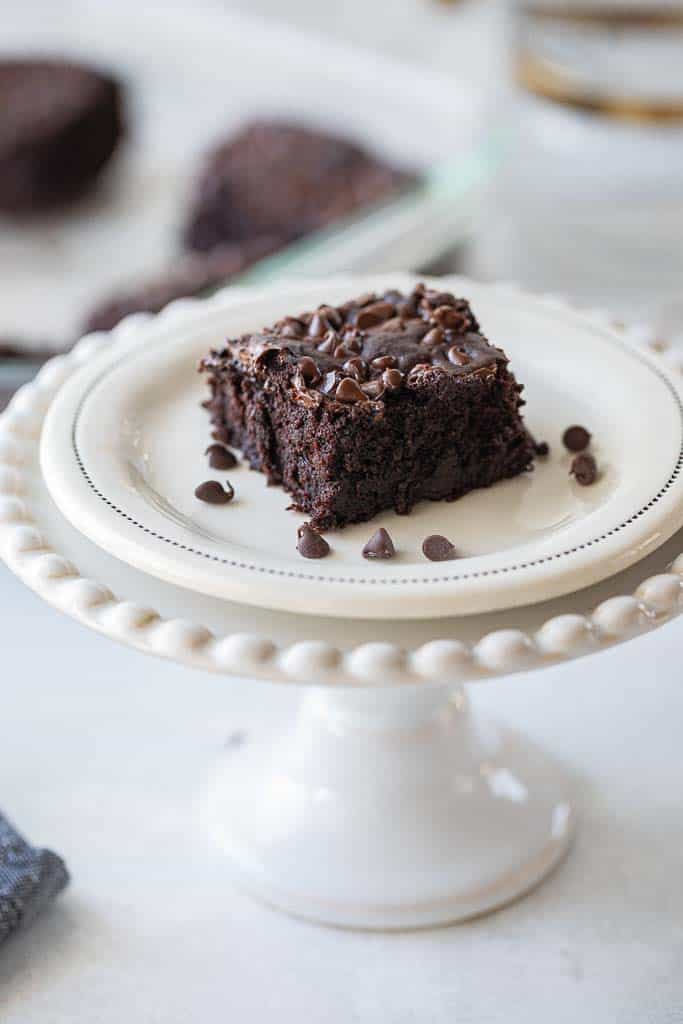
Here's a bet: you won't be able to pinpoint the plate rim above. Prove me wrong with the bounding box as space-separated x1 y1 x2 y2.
38 274 683 620
1 278 683 684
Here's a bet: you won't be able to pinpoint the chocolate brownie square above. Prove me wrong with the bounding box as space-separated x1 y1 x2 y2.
184 120 415 254
0 58 124 213
200 285 535 530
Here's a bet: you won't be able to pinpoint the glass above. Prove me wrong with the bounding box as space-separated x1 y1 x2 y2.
471 1 683 334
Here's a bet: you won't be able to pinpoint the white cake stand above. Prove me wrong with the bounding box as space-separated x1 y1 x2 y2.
3 283 683 929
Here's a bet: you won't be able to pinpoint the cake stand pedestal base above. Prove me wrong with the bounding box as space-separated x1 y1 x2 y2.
202 683 575 930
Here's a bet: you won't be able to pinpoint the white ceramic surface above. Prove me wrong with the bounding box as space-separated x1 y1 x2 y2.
1 2 485 348
3 279 683 687
3 278 683 926
40 275 683 620
203 683 574 928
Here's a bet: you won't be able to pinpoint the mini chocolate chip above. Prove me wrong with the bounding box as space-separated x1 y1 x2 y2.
298 356 320 384
534 441 550 457
409 362 432 377
563 425 591 452
382 368 403 390
343 356 367 381
433 306 468 330
395 298 417 319
308 312 328 338
427 290 456 307
345 335 363 353
371 354 396 370
335 377 368 403
205 443 238 470
570 452 598 485
362 380 386 400
422 534 456 561
356 301 395 330
362 527 395 560
195 480 234 505
317 331 337 354
447 346 470 366
278 316 304 338
319 304 342 328
297 523 330 559
422 327 444 348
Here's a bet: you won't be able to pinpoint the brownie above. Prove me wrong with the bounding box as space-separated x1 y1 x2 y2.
0 58 124 213
82 237 278 333
184 120 415 254
201 285 535 530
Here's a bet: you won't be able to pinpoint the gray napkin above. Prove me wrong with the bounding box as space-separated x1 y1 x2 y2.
0 814 69 943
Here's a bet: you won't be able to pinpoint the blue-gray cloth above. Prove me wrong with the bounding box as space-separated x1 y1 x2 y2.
0 814 69 944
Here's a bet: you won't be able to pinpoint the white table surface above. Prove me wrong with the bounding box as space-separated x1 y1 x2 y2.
2 566 683 1022
3 1 683 1020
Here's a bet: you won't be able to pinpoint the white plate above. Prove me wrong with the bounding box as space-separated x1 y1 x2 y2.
40 275 683 620
0 1 485 349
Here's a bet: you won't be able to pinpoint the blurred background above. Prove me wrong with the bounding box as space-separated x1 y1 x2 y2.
2 0 683 404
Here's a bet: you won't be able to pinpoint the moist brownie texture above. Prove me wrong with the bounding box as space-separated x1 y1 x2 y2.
83 237 278 333
0 58 123 214
201 285 535 530
184 120 414 254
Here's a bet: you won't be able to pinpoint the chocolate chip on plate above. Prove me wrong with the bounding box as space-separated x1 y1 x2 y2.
362 527 395 560
570 452 598 486
205 443 238 470
297 523 330 559
195 480 234 504
562 425 591 452
534 440 550 457
422 534 456 561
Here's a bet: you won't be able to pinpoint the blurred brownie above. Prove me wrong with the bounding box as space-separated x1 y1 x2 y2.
184 120 415 254
0 58 124 213
201 284 534 529
82 237 279 333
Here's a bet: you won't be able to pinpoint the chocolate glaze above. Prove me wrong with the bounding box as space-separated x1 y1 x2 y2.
201 285 506 407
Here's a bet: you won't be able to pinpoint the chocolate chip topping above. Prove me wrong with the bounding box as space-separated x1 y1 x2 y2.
201 285 501 409
298 355 320 384
447 346 469 366
570 452 598 485
362 527 396 560
382 367 403 390
422 534 456 561
205 443 238 470
335 377 368 403
563 425 591 452
297 523 330 559
195 480 234 504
